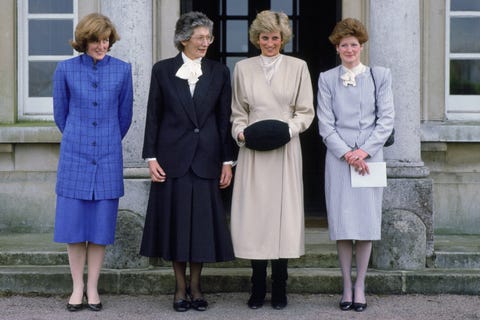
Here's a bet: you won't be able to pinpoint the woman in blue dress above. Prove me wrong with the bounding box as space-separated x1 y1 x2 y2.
52 13 133 312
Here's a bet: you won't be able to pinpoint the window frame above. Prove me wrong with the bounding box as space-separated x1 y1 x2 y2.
17 0 78 121
216 0 299 73
445 0 480 120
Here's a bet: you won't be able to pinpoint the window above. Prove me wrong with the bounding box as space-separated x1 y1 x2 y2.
217 0 298 74
446 0 480 120
18 0 77 120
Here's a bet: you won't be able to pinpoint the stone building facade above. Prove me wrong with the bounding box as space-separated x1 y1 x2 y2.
0 0 478 265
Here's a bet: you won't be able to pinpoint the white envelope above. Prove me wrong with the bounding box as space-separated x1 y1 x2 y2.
350 162 387 188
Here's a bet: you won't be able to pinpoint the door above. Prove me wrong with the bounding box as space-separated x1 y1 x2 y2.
182 0 341 218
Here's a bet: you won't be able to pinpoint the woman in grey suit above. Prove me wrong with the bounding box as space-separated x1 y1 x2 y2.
317 18 394 312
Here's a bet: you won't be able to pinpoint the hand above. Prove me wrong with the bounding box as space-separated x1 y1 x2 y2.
237 132 245 143
353 159 370 176
344 149 370 176
219 164 233 189
148 160 166 183
344 149 369 166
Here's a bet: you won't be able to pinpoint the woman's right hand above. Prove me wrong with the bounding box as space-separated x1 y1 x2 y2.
148 160 166 183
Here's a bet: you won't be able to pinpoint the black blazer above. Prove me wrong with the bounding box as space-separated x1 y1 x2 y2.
142 53 233 179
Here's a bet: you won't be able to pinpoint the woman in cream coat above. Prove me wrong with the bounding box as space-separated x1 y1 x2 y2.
230 10 314 310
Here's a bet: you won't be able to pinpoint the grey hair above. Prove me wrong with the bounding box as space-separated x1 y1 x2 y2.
174 11 213 51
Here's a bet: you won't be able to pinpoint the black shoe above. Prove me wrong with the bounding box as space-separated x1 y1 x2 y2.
339 300 353 311
271 259 288 310
271 295 287 310
66 303 83 312
186 287 208 311
353 302 367 312
84 293 102 311
87 302 103 311
271 281 287 309
173 298 191 312
190 297 208 311
247 294 265 309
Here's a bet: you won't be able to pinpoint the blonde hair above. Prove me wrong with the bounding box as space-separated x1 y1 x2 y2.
249 10 292 50
328 18 368 46
70 13 120 53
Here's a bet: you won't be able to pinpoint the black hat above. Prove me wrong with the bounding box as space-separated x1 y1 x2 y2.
244 119 290 151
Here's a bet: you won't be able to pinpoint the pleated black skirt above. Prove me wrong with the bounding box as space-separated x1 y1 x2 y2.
140 170 235 263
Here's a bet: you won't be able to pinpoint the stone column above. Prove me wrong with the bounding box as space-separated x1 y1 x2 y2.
99 0 153 216
369 0 434 267
100 0 152 168
99 0 154 266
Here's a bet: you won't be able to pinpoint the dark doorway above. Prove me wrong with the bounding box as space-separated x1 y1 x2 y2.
181 0 341 218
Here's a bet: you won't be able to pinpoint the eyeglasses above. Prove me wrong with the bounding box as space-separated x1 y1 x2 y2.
189 35 214 44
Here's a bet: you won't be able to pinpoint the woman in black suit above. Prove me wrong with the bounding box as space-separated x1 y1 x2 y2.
140 11 235 312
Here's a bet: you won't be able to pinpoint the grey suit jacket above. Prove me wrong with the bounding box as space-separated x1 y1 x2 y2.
317 65 395 159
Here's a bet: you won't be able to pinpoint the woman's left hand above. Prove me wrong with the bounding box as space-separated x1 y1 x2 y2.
219 164 233 189
345 149 370 176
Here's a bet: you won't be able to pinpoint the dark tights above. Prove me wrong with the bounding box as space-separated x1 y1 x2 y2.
173 261 204 300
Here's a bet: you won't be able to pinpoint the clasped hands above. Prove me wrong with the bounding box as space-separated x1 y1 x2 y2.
148 159 233 188
344 149 370 176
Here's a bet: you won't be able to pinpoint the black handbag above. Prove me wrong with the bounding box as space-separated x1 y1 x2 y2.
243 119 291 151
370 67 394 147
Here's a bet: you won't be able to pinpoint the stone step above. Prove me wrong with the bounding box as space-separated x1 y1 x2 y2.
1 265 480 296
2 231 480 268
433 234 480 268
0 229 340 268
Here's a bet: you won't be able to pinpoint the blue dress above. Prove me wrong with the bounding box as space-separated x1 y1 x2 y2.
53 54 133 245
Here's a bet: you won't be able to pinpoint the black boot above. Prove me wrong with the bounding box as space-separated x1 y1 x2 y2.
271 259 288 309
247 260 267 309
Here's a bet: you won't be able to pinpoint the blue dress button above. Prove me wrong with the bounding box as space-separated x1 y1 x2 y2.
92 121 97 126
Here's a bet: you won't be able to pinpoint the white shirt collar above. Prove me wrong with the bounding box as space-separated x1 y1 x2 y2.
340 63 366 86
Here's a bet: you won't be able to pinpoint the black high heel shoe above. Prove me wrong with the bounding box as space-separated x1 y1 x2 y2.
66 292 84 312
66 302 83 312
339 290 353 311
85 293 103 311
353 290 367 312
339 300 353 311
353 302 367 312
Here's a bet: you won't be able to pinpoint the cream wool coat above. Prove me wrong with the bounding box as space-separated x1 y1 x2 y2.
230 55 314 259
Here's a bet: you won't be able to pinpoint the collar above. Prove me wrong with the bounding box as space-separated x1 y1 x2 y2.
80 54 110 67
340 63 366 86
181 52 202 65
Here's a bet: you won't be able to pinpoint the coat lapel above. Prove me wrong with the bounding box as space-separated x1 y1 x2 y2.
171 53 198 126
192 59 213 122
